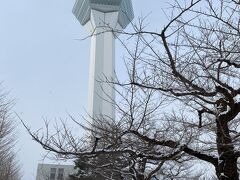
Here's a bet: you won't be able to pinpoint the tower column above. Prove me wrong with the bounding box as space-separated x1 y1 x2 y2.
87 10 118 120
72 0 134 123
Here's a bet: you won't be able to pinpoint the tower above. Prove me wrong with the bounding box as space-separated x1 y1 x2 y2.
73 0 134 121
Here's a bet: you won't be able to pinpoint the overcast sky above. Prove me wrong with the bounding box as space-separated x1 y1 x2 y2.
0 0 168 179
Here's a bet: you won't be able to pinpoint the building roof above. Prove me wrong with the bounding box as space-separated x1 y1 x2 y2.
72 0 134 29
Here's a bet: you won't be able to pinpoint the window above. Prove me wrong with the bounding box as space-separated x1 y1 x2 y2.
57 168 64 180
50 168 56 180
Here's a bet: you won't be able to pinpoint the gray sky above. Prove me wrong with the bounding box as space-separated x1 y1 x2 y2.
0 0 168 179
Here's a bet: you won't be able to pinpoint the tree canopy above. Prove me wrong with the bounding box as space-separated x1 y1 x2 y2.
0 88 21 180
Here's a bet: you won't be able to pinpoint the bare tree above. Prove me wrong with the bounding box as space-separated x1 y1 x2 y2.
117 0 240 179
23 80 203 179
0 90 21 180
24 0 240 179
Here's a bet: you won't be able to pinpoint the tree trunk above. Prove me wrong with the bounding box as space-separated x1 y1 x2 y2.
136 174 144 180
216 119 239 179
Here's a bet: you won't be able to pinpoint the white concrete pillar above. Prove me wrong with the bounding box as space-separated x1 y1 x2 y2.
86 10 119 121
72 0 134 124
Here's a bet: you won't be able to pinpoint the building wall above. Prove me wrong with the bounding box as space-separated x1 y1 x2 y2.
36 164 75 180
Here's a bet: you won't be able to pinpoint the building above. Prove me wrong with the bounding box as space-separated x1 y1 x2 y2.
72 0 134 122
36 164 75 180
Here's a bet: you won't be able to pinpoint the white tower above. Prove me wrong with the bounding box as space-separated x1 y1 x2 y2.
73 0 134 121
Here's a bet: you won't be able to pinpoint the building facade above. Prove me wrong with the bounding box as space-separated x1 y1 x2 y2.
36 164 75 180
